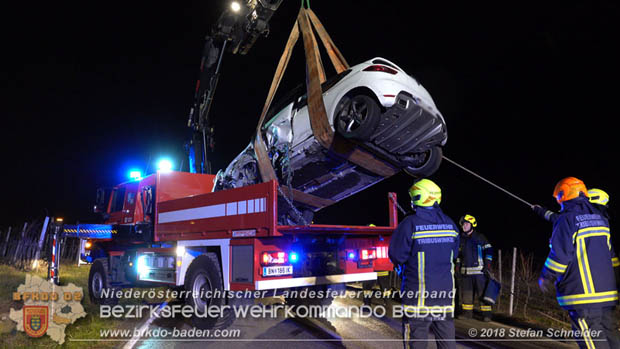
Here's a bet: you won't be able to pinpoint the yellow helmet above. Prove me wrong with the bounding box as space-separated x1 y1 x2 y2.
409 179 441 207
588 188 609 206
459 214 477 228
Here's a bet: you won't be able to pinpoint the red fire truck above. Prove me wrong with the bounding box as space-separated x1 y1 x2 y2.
51 2 403 330
63 170 396 328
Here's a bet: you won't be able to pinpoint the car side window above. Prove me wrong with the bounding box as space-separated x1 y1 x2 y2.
262 83 305 128
321 69 351 92
295 69 352 110
262 69 352 127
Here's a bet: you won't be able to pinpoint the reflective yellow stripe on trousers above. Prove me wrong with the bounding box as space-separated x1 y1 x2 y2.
418 251 425 307
577 318 595 349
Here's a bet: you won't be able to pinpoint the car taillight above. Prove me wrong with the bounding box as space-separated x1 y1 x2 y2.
85 240 92 249
261 251 288 265
375 246 388 259
360 248 377 260
362 65 398 75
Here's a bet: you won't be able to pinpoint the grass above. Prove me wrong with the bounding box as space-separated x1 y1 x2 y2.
491 278 620 332
0 262 144 348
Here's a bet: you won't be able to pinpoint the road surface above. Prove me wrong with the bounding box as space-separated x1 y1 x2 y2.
121 288 580 349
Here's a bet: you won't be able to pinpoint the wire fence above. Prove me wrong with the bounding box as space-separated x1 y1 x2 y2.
0 218 81 271
382 248 580 328
490 248 572 327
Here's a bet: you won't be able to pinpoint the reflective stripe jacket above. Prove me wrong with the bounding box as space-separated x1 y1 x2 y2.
458 230 493 275
535 204 610 224
541 196 619 310
534 206 561 225
388 205 460 313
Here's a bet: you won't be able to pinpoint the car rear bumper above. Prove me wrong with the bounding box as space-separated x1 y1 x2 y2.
370 91 447 155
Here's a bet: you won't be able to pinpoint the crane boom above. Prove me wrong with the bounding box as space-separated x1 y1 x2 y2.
187 0 284 174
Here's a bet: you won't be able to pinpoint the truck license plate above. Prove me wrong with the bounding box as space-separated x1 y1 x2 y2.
263 265 293 276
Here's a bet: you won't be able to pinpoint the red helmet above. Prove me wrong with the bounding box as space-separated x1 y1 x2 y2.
553 177 588 203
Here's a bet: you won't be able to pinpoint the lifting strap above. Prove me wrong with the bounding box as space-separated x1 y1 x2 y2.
253 17 299 184
253 8 397 210
306 9 348 74
299 10 397 178
252 14 333 209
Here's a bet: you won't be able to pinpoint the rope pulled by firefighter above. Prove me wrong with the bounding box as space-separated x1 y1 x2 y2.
442 155 534 208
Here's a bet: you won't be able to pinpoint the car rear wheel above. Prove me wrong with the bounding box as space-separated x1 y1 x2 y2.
403 146 443 177
335 94 381 141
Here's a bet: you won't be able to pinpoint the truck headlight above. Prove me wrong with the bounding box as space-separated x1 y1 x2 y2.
137 255 148 276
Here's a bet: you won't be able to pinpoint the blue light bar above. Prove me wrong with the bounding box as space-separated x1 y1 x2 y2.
129 170 142 180
157 159 173 172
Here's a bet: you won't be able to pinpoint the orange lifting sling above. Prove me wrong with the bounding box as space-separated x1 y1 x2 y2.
253 7 398 211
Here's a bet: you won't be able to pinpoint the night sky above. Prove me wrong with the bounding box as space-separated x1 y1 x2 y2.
3 1 618 259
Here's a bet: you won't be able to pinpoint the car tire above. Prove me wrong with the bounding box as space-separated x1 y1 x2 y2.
403 146 443 177
88 259 118 305
335 94 381 141
184 253 235 330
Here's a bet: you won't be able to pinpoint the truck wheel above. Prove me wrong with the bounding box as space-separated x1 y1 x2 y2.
88 259 117 305
335 94 381 141
184 253 234 329
403 146 443 177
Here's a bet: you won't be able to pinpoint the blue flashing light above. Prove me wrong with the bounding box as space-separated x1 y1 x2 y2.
289 252 299 263
129 170 142 180
157 159 173 172
348 252 356 260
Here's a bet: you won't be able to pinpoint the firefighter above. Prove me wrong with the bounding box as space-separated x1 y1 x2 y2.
389 178 459 349
538 177 620 348
457 214 494 322
533 188 610 224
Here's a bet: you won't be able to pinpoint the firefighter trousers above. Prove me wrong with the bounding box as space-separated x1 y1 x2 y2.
568 306 620 349
459 274 492 315
402 317 456 349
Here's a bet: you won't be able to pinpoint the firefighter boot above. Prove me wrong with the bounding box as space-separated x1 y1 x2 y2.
481 304 492 322
458 304 473 319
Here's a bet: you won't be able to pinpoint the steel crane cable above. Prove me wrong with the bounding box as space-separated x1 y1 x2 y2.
442 155 533 208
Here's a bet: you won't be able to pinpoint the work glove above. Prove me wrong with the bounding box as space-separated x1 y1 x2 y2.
532 204 545 217
538 276 553 293
394 264 403 277
483 261 492 277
